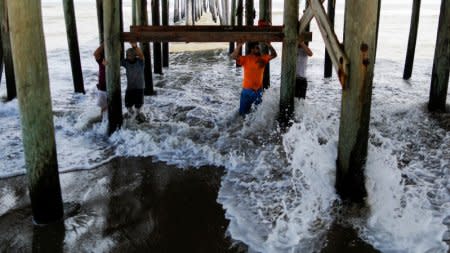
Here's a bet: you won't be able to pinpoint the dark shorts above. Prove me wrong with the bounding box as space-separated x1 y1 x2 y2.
125 89 144 108
295 77 308 99
239 88 263 116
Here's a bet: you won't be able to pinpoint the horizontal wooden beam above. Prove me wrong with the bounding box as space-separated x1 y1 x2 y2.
121 25 312 43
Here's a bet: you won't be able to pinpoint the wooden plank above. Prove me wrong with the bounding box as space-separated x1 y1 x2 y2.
298 0 324 34
403 0 421 80
337 0 380 202
429 0 450 112
310 0 348 87
123 25 311 42
7 0 63 224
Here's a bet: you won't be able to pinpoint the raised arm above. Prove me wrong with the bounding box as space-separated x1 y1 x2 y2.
131 42 145 60
231 42 244 60
299 41 313 57
93 43 104 61
266 42 277 60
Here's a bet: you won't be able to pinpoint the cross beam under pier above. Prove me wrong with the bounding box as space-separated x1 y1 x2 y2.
122 25 312 43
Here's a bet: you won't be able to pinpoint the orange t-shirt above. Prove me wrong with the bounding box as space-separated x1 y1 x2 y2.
237 54 271 90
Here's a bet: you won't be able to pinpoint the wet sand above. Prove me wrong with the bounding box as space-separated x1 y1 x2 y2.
0 157 381 253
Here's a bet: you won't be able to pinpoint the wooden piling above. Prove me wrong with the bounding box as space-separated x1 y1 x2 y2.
104 0 123 135
0 32 3 84
279 0 298 125
7 0 63 224
132 0 137 25
96 0 103 43
120 0 125 60
337 0 380 202
181 0 185 19
0 0 16 101
162 0 169 67
324 0 335 78
209 0 217 23
236 0 243 66
174 0 180 23
137 0 155 95
428 0 449 112
403 0 421 80
229 0 236 53
244 0 254 54
152 0 163 74
62 0 85 94
260 0 272 89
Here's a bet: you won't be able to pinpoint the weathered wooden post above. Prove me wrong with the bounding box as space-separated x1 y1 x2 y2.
120 0 125 60
137 0 155 96
374 0 381 63
209 0 217 23
403 0 421 80
324 0 335 78
174 0 180 23
187 0 193 25
96 0 103 43
279 0 298 125
244 0 254 54
132 0 137 25
8 0 63 224
236 0 243 66
229 0 236 53
0 32 3 84
152 0 163 74
260 0 271 89
181 0 185 19
62 0 85 94
428 0 449 112
104 0 123 135
0 0 16 101
162 0 169 67
337 0 380 202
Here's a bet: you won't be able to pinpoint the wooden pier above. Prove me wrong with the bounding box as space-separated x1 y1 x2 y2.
1 0 448 224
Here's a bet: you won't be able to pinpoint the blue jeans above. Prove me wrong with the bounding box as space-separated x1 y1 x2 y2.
239 88 263 116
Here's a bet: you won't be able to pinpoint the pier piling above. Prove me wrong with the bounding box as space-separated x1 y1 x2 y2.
279 0 298 125
104 0 123 135
63 0 85 94
336 0 380 202
8 0 64 224
137 0 155 95
152 0 163 74
403 0 421 80
324 0 335 78
162 0 169 67
428 0 449 112
0 0 16 100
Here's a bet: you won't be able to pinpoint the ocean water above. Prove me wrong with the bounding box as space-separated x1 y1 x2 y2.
0 1 449 253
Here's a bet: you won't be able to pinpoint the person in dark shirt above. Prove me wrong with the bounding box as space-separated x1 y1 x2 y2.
121 42 146 122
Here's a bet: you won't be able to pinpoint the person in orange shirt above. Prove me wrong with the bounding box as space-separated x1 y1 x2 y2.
231 41 277 116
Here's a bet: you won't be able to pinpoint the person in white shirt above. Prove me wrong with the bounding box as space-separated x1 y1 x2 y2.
295 40 313 99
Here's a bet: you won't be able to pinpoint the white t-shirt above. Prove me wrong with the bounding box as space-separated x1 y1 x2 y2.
296 47 308 78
